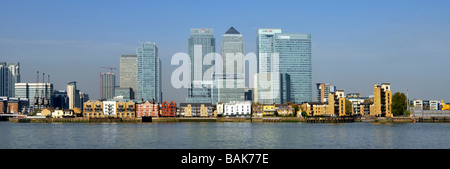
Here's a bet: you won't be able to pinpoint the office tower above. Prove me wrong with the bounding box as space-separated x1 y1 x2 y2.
137 42 162 103
255 29 282 104
371 83 392 117
52 90 69 109
120 54 137 99
15 82 53 108
100 72 115 100
0 62 20 97
186 28 215 104
67 81 80 109
273 33 312 104
217 26 245 103
257 29 282 73
115 87 134 100
316 83 336 102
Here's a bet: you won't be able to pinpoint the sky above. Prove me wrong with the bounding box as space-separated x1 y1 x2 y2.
1 0 449 104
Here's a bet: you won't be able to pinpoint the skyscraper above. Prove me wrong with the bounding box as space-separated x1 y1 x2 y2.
120 54 137 99
274 33 312 103
255 29 282 104
257 29 282 73
67 81 80 109
186 28 215 104
137 42 162 103
0 62 20 97
216 26 245 103
100 72 115 100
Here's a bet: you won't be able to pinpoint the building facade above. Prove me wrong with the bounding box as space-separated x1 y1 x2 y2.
180 103 214 117
136 100 159 117
223 101 251 117
15 82 53 109
0 62 20 97
273 33 312 104
371 83 392 117
120 54 137 99
100 72 115 100
255 28 283 104
137 42 162 103
316 83 336 102
327 90 346 116
161 101 177 117
186 28 215 104
67 81 80 109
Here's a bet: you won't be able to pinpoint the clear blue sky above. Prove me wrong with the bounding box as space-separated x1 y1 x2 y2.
1 0 449 103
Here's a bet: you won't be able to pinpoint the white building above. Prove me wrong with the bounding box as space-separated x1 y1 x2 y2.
223 101 251 117
430 100 441 111
103 101 116 116
52 109 74 118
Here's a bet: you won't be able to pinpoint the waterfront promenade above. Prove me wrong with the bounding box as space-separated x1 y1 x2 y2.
5 116 443 123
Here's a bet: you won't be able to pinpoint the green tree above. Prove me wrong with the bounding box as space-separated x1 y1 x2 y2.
392 92 407 116
345 100 353 115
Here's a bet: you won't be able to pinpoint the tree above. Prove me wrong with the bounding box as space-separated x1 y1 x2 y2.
345 100 353 115
392 92 407 116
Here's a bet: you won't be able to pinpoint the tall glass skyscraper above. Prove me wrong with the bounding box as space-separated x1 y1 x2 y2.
100 72 115 100
274 33 312 103
137 42 162 103
216 26 245 103
255 29 282 104
186 28 215 103
120 54 137 99
0 62 20 97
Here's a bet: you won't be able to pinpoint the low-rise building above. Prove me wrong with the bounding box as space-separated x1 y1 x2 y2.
301 102 328 116
180 103 214 117
83 100 104 117
116 101 135 118
52 109 74 118
276 105 294 116
161 101 176 117
223 101 251 117
252 103 263 117
263 104 276 116
136 100 159 117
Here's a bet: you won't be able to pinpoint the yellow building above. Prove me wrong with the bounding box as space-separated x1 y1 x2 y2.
183 104 193 117
442 101 450 110
116 101 135 118
83 100 103 118
263 104 276 116
180 103 213 117
371 83 392 117
40 108 54 117
301 102 328 116
327 90 346 116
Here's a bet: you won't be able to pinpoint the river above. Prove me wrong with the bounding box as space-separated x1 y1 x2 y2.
1 121 450 149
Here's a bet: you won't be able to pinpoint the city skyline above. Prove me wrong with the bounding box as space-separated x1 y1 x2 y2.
1 0 449 104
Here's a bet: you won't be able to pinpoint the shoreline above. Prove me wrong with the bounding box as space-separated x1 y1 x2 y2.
5 116 446 123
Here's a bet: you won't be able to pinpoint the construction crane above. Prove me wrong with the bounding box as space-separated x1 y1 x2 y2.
101 67 116 73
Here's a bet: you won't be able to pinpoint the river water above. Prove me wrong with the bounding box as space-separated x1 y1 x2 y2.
1 121 450 149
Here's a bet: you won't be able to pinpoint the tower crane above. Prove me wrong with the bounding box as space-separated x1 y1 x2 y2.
101 67 116 73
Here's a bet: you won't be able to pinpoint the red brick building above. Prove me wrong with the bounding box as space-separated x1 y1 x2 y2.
161 101 177 117
136 100 159 117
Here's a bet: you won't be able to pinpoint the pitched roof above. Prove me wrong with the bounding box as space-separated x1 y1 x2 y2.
225 26 240 34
